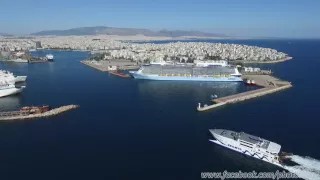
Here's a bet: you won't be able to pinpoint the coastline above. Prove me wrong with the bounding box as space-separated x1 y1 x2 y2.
236 56 293 64
80 60 107 72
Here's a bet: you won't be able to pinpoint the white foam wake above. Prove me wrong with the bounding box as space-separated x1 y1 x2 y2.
284 166 320 180
290 155 320 171
284 155 320 180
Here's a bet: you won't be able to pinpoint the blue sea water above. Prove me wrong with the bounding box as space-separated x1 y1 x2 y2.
0 39 319 180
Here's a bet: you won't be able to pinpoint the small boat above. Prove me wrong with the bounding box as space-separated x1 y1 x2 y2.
210 94 218 99
244 79 256 86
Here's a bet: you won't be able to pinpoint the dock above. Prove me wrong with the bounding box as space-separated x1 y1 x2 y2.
0 105 79 121
197 75 292 112
81 60 139 72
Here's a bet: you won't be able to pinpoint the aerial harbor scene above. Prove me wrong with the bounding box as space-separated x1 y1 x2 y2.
1 0 320 180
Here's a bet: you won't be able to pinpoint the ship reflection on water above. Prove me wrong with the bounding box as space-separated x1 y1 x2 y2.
137 80 246 101
0 96 21 112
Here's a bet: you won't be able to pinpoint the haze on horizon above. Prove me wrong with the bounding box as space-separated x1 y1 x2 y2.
1 0 319 38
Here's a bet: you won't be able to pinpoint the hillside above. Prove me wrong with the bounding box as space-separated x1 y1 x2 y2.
31 26 226 37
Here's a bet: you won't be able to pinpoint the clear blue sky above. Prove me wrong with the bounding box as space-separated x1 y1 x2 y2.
1 0 319 38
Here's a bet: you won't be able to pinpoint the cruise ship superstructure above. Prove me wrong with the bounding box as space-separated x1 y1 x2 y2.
130 60 242 82
0 70 27 97
0 70 27 84
209 129 285 167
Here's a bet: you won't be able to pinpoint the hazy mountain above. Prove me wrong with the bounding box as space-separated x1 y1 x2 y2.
31 26 226 37
158 29 226 37
0 33 13 37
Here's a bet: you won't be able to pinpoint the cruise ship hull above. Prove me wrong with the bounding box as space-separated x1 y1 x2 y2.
130 72 242 82
0 87 25 98
15 76 27 83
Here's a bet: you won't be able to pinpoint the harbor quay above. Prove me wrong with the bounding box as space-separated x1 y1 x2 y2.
197 75 292 112
80 59 139 72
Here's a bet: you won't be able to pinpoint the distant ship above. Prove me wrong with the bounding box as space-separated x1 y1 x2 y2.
46 54 54 61
129 61 242 82
10 59 28 63
209 129 292 167
0 70 27 84
0 81 25 98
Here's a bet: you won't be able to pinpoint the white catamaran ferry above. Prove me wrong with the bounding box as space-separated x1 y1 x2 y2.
209 129 293 167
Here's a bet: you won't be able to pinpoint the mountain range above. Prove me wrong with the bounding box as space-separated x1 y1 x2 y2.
31 26 226 37
0 33 13 37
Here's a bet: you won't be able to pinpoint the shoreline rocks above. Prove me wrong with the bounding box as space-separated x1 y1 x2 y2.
0 105 79 121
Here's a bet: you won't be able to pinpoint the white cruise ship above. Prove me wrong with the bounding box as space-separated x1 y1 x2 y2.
0 81 25 98
0 70 27 84
150 60 228 67
46 54 54 61
209 129 286 167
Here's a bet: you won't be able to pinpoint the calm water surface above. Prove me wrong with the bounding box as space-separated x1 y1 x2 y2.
0 39 319 180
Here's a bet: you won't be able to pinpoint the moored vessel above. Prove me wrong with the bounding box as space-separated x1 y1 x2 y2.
244 79 257 86
0 70 27 83
129 64 242 82
10 59 28 63
0 81 25 98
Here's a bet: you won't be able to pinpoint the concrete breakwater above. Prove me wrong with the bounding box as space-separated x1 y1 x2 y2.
81 60 106 72
214 84 292 104
0 105 79 121
197 75 292 112
81 60 139 72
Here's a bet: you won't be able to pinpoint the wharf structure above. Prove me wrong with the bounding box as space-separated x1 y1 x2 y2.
81 59 138 72
197 75 292 112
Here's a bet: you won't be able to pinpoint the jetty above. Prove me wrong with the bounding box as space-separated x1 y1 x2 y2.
0 105 79 121
81 60 138 72
197 75 292 112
